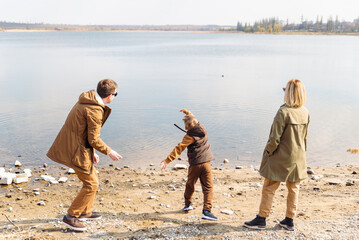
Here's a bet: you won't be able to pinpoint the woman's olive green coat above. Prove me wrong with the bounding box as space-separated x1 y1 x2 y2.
47 90 111 174
259 104 310 182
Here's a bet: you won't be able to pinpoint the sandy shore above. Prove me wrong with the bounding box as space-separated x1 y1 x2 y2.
1 162 358 240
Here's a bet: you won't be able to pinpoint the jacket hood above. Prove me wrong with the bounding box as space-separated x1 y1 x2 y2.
78 90 103 106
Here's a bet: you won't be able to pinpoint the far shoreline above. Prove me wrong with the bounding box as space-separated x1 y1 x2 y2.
1 29 359 36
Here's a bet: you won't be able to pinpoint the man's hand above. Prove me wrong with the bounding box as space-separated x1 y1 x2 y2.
160 160 168 170
93 152 100 164
109 150 122 161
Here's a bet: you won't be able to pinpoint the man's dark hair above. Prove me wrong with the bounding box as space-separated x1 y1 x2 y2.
97 79 118 98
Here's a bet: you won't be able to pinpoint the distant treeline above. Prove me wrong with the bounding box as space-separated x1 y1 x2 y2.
0 22 224 31
232 16 359 33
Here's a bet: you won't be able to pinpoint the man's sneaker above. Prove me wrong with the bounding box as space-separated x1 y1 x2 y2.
243 215 266 230
279 217 295 231
201 210 218 221
78 213 102 221
183 203 194 211
62 215 87 232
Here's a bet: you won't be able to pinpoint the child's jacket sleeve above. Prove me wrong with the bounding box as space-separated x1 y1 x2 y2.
165 134 194 163
182 109 193 115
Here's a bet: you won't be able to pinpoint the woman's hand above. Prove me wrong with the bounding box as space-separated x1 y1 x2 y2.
109 149 123 161
93 152 100 164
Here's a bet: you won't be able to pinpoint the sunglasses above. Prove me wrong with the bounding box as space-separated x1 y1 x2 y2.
112 92 118 97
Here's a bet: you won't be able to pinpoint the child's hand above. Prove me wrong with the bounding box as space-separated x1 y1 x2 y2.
180 109 188 114
160 160 168 170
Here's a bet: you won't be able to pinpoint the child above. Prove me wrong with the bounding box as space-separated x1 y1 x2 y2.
160 109 217 221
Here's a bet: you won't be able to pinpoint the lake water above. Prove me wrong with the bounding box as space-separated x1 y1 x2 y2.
0 32 358 169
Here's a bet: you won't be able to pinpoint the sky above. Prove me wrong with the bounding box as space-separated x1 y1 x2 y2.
0 0 358 25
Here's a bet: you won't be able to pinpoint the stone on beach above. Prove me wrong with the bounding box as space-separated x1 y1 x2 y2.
346 180 355 186
50 179 59 184
14 173 29 184
312 174 324 180
41 175 56 181
67 168 75 174
58 177 68 183
23 169 32 177
223 159 229 164
326 178 342 186
307 169 315 174
37 201 46 206
221 209 234 215
14 160 22 167
235 166 243 169
172 164 187 170
0 172 16 185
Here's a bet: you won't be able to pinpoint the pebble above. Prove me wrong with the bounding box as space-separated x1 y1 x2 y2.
149 195 156 199
298 211 306 216
43 163 48 168
307 169 315 174
14 160 22 167
149 163 154 166
41 175 55 181
252 183 263 188
326 178 342 185
58 177 68 183
37 201 46 206
346 180 355 186
50 179 59 184
34 192 40 195
312 174 324 180
221 209 234 215
172 164 187 170
0 172 16 185
23 169 32 177
67 168 75 174
223 159 229 164
235 166 243 169
123 166 129 168
8 207 13 211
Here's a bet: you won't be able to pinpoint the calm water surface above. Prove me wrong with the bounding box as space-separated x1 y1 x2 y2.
0 32 358 168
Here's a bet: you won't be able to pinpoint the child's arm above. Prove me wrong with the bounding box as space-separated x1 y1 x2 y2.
160 134 194 170
180 109 193 116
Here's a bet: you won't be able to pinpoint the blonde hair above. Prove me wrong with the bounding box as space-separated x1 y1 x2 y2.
182 115 198 130
284 79 306 107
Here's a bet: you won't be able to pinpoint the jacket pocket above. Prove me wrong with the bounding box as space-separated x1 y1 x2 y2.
72 145 93 172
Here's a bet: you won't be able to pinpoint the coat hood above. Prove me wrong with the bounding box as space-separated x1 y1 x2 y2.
78 90 103 107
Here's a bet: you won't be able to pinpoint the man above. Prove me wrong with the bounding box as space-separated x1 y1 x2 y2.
47 79 122 231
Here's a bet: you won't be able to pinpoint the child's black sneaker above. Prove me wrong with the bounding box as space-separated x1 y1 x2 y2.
201 210 217 221
183 203 194 211
279 217 294 231
243 215 266 230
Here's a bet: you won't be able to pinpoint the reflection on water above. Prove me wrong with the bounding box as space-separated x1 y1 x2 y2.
0 32 358 168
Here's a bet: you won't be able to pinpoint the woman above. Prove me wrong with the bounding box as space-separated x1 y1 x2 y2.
244 79 310 231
